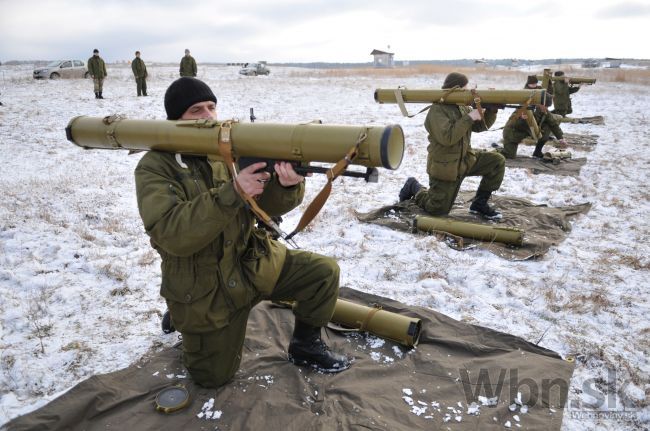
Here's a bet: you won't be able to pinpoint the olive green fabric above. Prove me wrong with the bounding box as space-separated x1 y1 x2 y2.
501 109 564 159
423 104 497 182
415 151 505 216
182 250 339 387
551 80 580 116
180 55 197 77
3 288 574 431
134 151 334 387
92 78 104 93
131 57 148 96
414 103 504 216
87 55 107 79
358 192 591 260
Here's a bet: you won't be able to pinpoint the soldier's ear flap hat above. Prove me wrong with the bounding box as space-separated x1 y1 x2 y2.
442 72 469 89
93 49 99 53
554 71 564 77
526 75 539 85
165 77 217 120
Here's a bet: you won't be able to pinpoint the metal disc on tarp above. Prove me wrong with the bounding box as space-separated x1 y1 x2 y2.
155 385 190 414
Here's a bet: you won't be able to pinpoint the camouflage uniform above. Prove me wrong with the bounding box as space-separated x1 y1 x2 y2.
552 80 580 116
501 108 564 159
131 56 148 96
87 54 107 94
414 104 504 215
180 55 197 77
135 152 339 387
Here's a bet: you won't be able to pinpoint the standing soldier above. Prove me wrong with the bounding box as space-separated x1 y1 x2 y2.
552 71 580 117
88 49 107 99
399 72 505 220
179 49 197 77
131 51 148 96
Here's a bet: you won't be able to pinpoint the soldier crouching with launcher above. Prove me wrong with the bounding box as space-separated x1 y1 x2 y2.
399 72 506 220
134 77 351 388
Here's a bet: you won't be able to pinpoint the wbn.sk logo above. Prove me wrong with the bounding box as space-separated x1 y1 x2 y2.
459 368 569 409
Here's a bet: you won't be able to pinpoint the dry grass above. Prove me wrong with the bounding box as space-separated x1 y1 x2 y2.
288 64 650 85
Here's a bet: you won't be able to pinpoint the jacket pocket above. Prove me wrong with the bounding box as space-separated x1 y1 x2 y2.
241 229 287 297
430 152 460 182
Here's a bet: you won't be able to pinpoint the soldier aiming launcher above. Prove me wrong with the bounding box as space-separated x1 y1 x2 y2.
66 115 405 244
374 88 550 117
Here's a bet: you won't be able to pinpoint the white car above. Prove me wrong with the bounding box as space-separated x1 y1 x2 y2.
33 60 89 79
239 63 270 76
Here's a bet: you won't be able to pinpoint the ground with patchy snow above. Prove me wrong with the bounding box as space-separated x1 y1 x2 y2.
0 64 648 429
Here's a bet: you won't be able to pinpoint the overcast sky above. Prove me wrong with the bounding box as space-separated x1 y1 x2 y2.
1 0 648 63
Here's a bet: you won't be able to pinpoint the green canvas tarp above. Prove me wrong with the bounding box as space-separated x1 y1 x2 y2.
4 288 574 431
356 192 591 261
504 156 587 176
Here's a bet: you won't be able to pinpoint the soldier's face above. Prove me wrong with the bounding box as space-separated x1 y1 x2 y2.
181 101 217 120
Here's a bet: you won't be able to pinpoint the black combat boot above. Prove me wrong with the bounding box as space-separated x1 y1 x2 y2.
98 92 104 99
162 310 176 334
532 139 547 158
94 92 99 99
398 177 423 202
469 190 502 220
288 319 351 373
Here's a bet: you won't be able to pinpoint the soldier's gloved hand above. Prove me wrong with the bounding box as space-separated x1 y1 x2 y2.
275 161 305 187
235 162 271 197
468 109 483 121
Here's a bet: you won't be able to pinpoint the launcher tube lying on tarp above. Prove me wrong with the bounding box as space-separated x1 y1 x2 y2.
66 115 405 171
415 215 524 246
330 299 422 347
374 88 549 106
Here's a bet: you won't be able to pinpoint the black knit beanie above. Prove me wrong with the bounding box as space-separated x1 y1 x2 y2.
164 77 217 120
442 72 469 89
554 71 565 77
526 75 539 85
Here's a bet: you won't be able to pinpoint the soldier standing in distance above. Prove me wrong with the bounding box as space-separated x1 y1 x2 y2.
131 51 148 96
399 72 505 220
88 49 107 99
179 49 197 77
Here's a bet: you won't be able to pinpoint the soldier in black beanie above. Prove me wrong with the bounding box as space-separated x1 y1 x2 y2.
399 72 506 220
134 77 350 389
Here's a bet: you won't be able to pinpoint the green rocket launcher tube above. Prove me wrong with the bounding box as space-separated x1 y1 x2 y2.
374 88 549 106
331 299 422 347
415 216 524 246
65 115 405 170
535 75 596 85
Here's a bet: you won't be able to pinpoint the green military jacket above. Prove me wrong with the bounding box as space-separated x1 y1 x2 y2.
87 56 107 78
424 104 497 181
135 151 304 333
503 109 564 144
131 57 147 78
180 55 197 77
552 80 579 115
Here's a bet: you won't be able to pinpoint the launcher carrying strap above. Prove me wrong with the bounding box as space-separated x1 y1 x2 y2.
285 130 368 240
217 121 298 248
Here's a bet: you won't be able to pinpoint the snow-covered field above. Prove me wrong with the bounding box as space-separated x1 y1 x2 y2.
0 64 648 430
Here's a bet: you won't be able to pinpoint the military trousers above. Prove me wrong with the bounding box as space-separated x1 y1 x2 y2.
414 151 505 216
499 140 519 159
181 249 340 388
136 77 147 96
92 78 104 93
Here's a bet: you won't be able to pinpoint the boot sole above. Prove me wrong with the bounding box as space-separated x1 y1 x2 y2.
288 354 351 374
469 209 503 220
